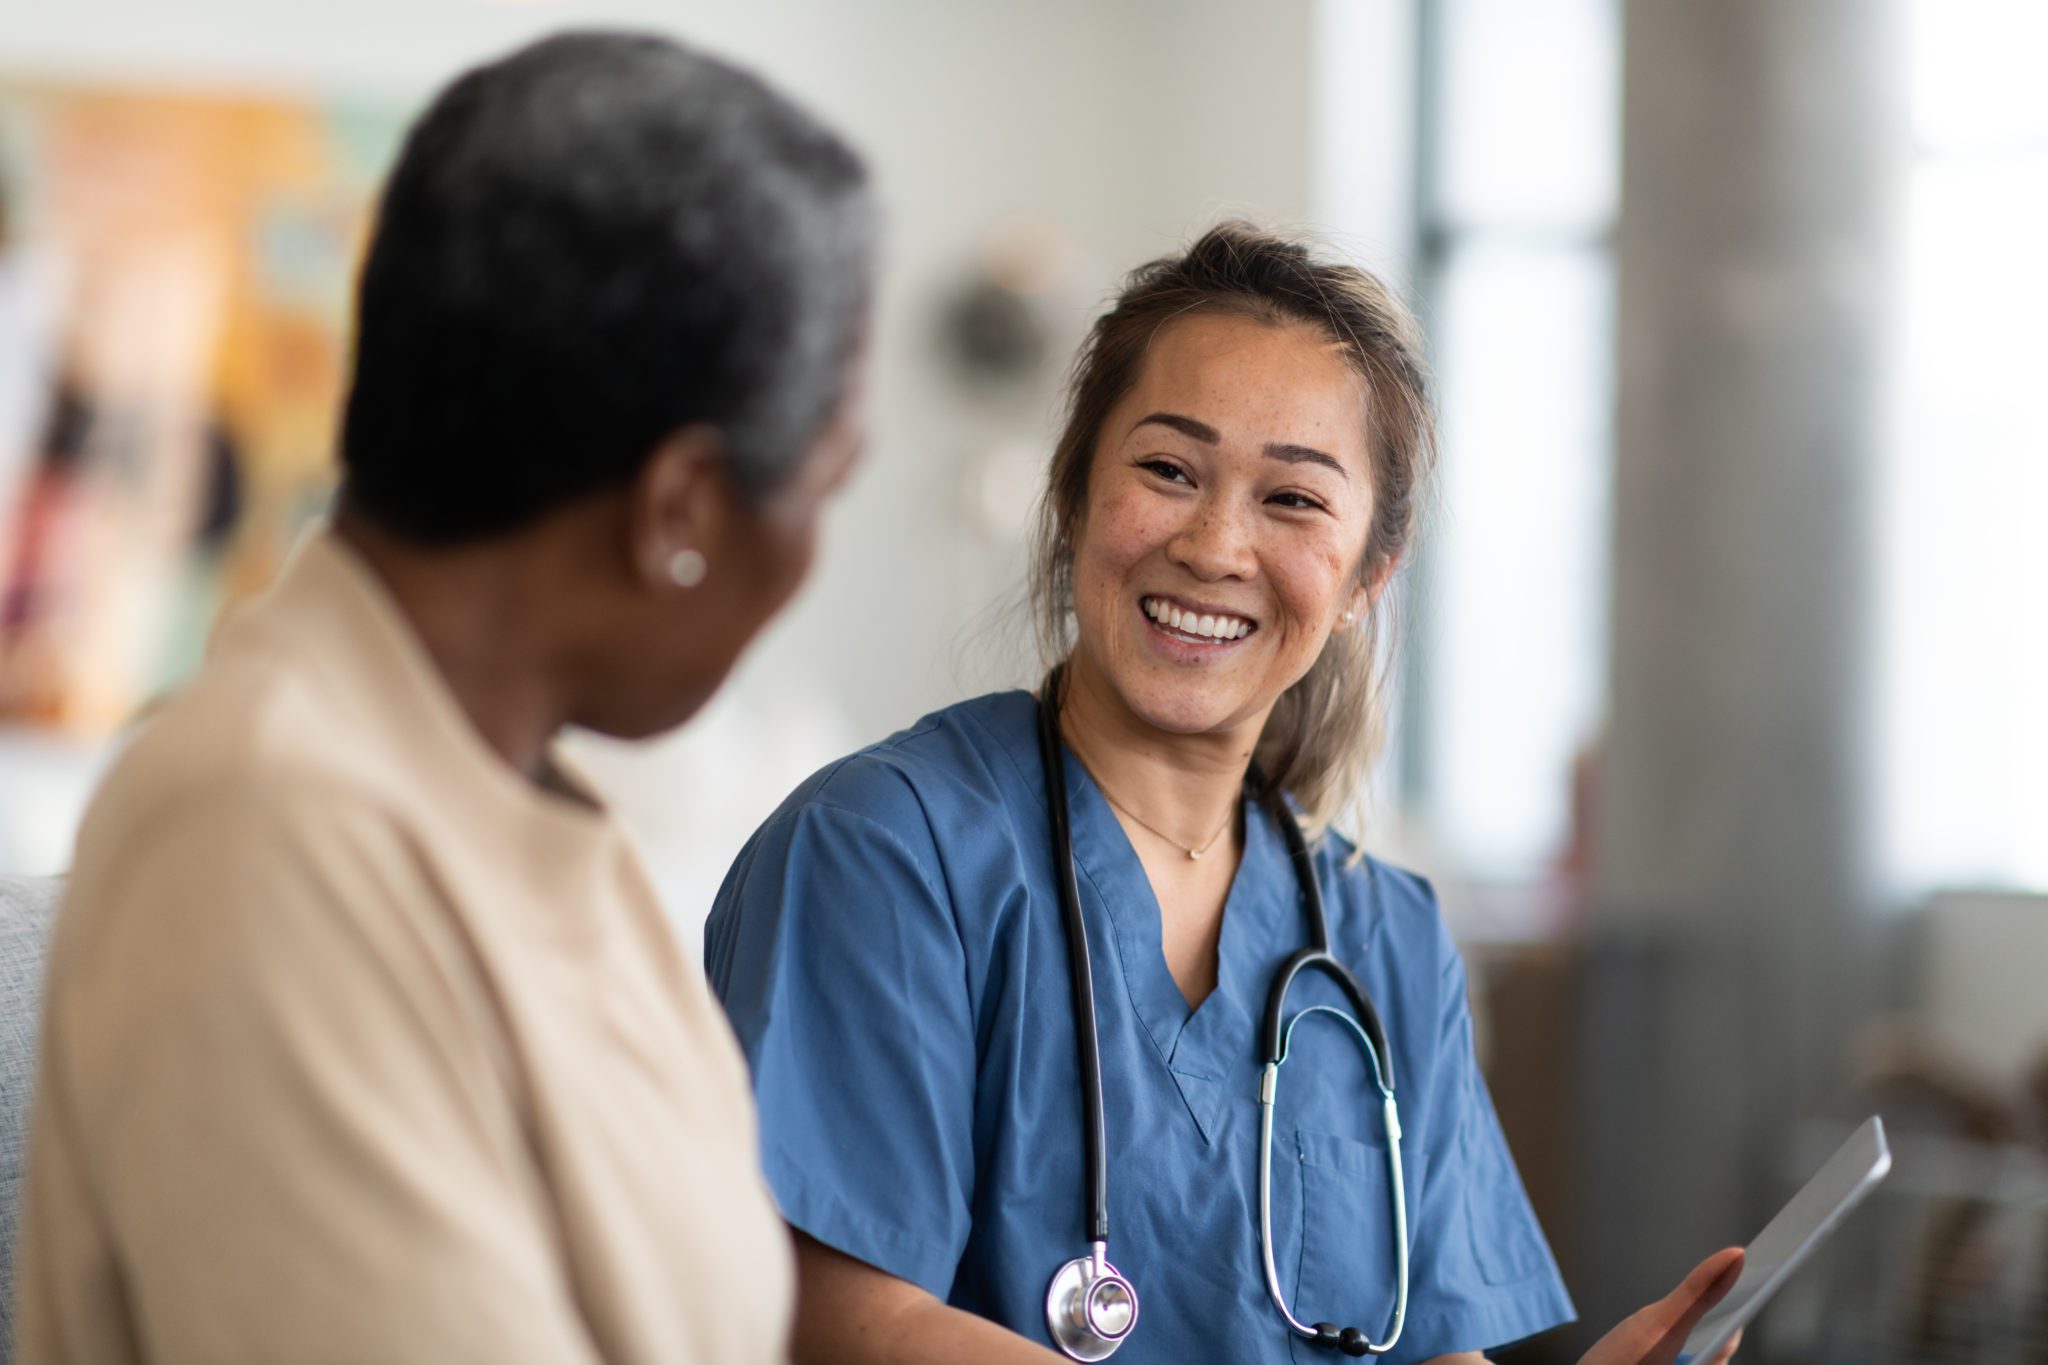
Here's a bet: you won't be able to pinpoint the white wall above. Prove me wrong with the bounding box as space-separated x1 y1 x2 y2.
0 0 1376 937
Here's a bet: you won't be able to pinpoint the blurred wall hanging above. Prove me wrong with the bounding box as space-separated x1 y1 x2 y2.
929 219 1089 544
0 79 405 733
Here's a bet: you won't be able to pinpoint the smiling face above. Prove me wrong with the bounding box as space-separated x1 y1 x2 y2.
1066 310 1384 741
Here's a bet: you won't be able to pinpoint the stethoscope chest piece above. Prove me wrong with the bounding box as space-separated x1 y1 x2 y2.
1045 1242 1138 1361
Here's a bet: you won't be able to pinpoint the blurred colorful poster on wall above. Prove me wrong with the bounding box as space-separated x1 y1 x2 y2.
0 80 405 733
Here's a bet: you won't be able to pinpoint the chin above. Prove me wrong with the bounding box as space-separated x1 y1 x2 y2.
1113 670 1252 738
582 678 721 744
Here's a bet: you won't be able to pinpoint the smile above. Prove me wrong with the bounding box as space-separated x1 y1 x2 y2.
1140 596 1256 643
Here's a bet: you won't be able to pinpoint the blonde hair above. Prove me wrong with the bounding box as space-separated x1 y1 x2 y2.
1029 223 1437 837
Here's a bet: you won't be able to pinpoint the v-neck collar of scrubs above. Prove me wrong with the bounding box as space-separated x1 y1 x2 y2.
1056 736 1293 1145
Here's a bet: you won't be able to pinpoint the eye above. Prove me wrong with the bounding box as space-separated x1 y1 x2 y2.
1267 490 1329 513
1140 459 1192 485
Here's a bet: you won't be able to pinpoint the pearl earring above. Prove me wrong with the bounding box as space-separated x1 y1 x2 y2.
1340 609 1357 626
667 548 707 588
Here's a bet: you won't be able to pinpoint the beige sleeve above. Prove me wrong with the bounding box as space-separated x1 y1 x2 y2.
26 786 604 1365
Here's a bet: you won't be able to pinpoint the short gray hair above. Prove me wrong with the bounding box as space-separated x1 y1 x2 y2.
343 29 878 542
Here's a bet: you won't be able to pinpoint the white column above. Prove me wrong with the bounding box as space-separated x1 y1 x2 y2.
1575 0 1900 1341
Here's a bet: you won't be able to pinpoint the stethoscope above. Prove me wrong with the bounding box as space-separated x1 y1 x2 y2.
1036 673 1410 1360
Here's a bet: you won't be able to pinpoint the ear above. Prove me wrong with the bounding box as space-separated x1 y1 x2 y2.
1364 550 1400 610
625 425 732 589
1336 552 1401 633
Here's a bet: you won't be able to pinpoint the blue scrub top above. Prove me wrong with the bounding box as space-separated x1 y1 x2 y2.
706 692 1574 1363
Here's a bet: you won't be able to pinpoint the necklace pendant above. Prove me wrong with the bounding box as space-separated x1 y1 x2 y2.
1187 848 1201 861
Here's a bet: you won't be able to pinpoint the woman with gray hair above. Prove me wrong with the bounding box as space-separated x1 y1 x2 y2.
16 31 872 1364
708 225 1745 1365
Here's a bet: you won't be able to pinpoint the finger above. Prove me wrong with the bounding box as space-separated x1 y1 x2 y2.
1670 1249 1744 1308
1643 1249 1744 1363
1662 1248 1744 1326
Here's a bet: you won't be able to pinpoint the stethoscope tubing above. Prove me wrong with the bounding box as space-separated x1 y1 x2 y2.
1256 814 1408 1357
1257 1001 1410 1355
1037 673 1112 1246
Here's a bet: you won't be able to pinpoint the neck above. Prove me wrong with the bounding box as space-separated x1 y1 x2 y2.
1055 651 1266 851
334 504 576 782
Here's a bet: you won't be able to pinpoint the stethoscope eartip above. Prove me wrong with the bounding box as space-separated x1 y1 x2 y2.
1311 1321 1375 1357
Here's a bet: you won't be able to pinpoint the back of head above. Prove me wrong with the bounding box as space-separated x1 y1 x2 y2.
341 31 876 544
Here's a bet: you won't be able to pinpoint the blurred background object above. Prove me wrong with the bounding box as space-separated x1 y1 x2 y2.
0 84 398 718
0 2 2042 1360
0 78 401 868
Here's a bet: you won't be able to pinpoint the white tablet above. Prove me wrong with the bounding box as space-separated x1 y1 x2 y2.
1676 1115 1891 1364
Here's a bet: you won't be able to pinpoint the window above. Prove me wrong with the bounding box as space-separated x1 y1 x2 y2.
1877 0 2048 892
1411 0 1620 880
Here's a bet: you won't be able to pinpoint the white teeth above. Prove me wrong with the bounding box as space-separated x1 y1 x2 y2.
1143 597 1252 641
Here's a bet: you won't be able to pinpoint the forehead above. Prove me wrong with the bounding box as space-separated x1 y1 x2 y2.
1114 312 1372 469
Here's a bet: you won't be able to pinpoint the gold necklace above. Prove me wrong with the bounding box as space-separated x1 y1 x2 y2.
1049 668 1237 860
1095 783 1237 861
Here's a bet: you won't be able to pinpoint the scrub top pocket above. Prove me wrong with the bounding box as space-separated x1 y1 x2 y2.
1460 1109 1554 1287
1287 1129 1416 1364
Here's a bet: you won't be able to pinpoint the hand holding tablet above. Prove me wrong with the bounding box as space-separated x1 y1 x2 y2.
1674 1117 1891 1364
1573 1115 1890 1365
1580 1246 1748 1365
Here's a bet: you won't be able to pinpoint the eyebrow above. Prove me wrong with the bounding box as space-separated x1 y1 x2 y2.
1130 411 1350 481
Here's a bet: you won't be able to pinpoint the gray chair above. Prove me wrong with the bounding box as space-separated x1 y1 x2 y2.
0 875 61 1365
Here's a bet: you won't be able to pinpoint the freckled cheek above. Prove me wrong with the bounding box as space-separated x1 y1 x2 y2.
1267 538 1357 642
1078 488 1180 587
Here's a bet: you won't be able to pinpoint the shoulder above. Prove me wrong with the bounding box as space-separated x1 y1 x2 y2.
708 693 1045 994
66 773 413 933
708 692 1044 966
1311 828 1456 971
79 652 405 871
61 697 433 997
759 690 1042 861
44 777 447 1108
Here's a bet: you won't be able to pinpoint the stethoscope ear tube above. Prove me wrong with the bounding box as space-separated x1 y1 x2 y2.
1258 947 1395 1083
1261 805 1395 1087
1041 671 1135 1361
1037 670 1111 1246
1258 1031 1409 1357
1259 797 1408 1357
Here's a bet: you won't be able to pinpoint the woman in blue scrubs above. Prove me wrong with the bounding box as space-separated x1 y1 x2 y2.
706 225 1743 1365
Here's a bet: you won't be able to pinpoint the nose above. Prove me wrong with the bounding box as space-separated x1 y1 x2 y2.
1167 492 1257 582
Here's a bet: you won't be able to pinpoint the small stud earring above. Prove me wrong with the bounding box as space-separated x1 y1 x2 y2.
1340 609 1357 626
667 548 708 588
